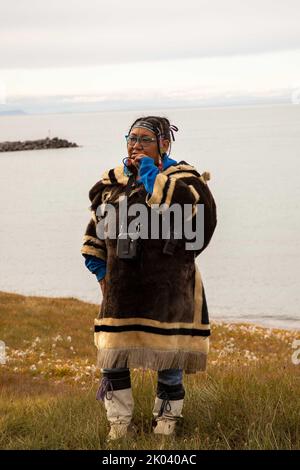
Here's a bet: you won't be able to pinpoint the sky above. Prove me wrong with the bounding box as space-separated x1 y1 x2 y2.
1 0 300 108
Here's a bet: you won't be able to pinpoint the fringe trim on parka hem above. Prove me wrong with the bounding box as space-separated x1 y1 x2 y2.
96 348 207 374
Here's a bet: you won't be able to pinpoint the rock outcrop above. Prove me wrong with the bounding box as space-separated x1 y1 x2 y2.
0 137 78 152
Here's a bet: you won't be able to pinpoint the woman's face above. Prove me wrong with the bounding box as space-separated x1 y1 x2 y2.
127 126 170 166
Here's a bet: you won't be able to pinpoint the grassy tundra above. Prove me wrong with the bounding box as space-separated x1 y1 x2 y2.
0 291 299 450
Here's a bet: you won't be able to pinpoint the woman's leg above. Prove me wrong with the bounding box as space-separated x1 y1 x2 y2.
97 367 134 441
158 368 183 386
152 369 185 435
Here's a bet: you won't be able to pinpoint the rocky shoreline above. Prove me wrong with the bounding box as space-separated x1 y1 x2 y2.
0 137 78 152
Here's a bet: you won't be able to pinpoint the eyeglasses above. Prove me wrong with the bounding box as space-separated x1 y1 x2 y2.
125 134 156 147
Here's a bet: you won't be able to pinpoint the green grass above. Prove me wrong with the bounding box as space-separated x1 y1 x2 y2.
0 291 299 450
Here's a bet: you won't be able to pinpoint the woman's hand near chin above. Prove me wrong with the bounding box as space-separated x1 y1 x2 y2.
130 154 150 168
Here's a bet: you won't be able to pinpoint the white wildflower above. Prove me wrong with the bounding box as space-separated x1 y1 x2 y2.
53 335 63 343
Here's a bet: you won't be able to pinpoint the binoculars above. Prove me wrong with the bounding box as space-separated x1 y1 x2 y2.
116 232 142 260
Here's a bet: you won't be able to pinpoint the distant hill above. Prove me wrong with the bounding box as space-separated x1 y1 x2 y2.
0 109 27 116
3 89 294 116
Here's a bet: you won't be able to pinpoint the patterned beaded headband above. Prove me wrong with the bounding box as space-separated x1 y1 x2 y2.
130 120 157 135
129 120 179 141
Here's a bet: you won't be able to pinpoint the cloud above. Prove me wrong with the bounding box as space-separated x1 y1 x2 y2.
2 49 300 101
1 0 300 69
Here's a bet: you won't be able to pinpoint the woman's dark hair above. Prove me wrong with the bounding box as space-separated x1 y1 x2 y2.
128 116 178 157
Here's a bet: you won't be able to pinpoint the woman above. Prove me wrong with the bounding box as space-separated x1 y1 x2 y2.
81 116 217 441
